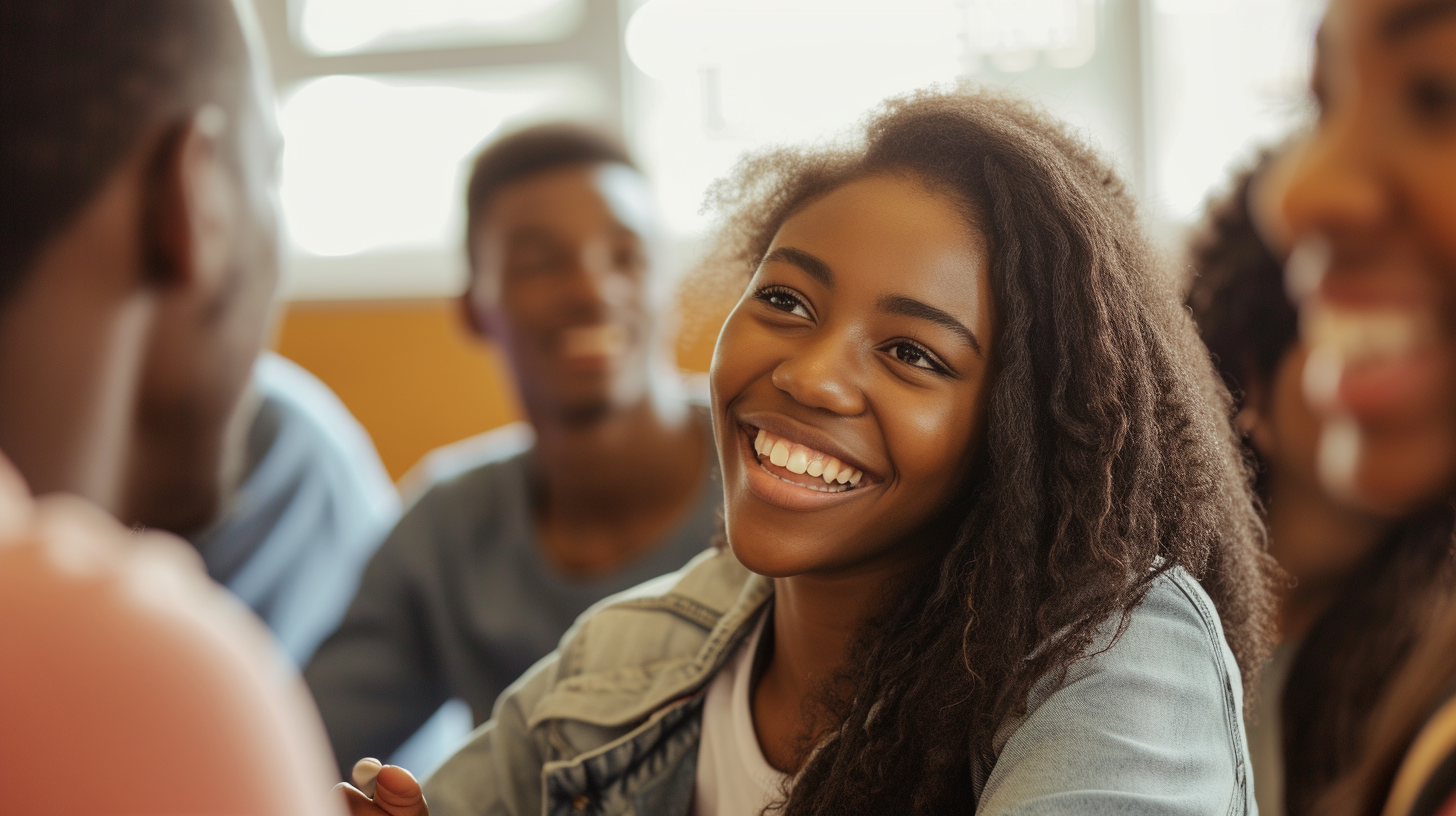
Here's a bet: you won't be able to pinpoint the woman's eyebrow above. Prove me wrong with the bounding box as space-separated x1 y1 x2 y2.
878 294 984 357
763 246 834 288
1382 0 1456 40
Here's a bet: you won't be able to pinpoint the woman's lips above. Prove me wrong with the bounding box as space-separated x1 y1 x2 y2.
1301 303 1446 421
737 424 875 511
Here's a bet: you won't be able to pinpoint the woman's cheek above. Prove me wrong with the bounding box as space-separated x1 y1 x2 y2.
1408 159 1456 270
888 395 978 497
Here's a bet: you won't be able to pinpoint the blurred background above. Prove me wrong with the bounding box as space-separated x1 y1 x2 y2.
262 0 1322 479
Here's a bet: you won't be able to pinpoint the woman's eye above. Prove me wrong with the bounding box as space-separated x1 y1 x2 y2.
754 287 811 319
1409 75 1456 127
886 342 945 373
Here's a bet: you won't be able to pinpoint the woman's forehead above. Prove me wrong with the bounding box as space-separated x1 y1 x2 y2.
773 175 987 262
765 176 992 322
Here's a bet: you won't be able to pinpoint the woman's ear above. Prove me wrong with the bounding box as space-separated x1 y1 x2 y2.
143 105 238 295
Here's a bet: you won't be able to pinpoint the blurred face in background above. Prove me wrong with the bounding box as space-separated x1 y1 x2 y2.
465 163 660 425
123 31 284 535
1275 0 1456 514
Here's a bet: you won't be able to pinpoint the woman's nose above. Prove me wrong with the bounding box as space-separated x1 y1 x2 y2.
1280 115 1391 245
770 333 867 416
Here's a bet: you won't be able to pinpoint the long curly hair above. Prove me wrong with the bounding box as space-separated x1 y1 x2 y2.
699 87 1279 814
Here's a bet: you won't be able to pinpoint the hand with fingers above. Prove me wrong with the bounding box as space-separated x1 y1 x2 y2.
337 758 430 816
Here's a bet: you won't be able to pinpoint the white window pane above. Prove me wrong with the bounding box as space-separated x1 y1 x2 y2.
624 0 1102 235
292 0 585 56
278 67 606 298
1147 0 1322 221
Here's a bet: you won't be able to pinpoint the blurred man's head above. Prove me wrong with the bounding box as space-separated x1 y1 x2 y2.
462 124 665 426
0 0 281 531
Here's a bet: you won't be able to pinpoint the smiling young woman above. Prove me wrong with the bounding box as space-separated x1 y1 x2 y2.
338 88 1278 816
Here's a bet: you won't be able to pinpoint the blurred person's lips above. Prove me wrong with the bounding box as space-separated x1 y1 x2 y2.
1302 296 1445 423
557 323 628 367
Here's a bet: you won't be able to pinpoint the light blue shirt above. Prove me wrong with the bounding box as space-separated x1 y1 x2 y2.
192 352 400 666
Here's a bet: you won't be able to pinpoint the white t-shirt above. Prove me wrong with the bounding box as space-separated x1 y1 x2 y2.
692 614 789 816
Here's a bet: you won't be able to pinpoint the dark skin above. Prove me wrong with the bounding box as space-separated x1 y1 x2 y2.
340 172 996 814
121 82 284 536
463 163 708 578
0 47 281 529
1240 345 1395 639
712 173 996 771
1270 0 1456 513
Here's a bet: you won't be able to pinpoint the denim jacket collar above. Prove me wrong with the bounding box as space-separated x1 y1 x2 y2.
526 551 772 815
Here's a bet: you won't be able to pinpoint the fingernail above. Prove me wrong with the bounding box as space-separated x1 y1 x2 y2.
352 757 383 798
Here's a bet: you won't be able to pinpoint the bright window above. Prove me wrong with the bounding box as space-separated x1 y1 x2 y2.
279 67 605 258
276 66 606 298
624 0 1103 234
291 0 586 56
1146 0 1323 220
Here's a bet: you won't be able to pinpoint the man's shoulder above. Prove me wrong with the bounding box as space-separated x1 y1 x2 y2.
398 423 535 504
253 353 396 499
367 426 536 571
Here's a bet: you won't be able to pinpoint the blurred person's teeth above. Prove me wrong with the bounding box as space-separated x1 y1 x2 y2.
754 429 767 454
1303 307 1423 363
770 440 790 467
822 460 841 483
1303 345 1345 410
1318 415 1362 500
836 468 852 484
562 324 627 358
786 448 810 474
849 470 862 485
806 458 825 477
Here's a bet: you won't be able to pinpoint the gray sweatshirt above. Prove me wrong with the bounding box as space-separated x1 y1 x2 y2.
304 418 721 778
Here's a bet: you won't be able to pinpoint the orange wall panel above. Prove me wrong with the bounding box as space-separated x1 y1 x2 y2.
273 298 728 481
275 299 522 480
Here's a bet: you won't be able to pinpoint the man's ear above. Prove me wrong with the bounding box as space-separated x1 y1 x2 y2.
459 283 494 341
1236 373 1278 459
144 106 236 294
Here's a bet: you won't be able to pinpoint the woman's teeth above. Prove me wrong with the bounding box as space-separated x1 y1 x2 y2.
1302 305 1426 364
753 429 863 487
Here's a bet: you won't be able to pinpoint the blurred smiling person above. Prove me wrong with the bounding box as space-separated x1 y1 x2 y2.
1254 0 1456 813
305 124 721 776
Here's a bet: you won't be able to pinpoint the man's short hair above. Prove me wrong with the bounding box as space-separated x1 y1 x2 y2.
0 1 248 306
464 123 637 263
1185 151 1298 409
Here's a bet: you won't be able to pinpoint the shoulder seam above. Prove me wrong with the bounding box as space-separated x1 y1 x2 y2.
606 595 722 631
1163 570 1251 816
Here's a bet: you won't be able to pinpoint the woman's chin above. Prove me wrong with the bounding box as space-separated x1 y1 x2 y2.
725 538 815 579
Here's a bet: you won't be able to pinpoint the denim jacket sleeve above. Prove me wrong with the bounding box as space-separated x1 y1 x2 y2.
976 569 1254 816
419 559 745 816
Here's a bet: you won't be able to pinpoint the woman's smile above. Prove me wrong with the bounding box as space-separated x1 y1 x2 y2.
734 418 876 512
710 173 993 579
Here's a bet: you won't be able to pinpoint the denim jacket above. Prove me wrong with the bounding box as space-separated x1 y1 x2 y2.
424 547 1256 816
